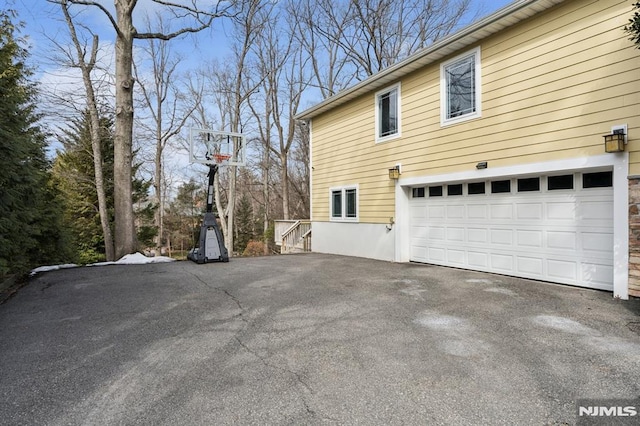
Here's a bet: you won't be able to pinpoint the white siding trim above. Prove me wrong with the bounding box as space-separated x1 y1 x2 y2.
309 120 313 222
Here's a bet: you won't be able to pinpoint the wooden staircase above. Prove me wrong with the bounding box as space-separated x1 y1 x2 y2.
275 220 311 254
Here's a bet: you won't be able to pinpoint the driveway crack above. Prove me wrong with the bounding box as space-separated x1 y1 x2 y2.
234 336 318 418
183 266 247 322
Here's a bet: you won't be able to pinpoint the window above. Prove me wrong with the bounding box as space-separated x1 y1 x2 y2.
583 171 613 188
429 186 443 197
491 180 511 194
412 187 425 198
441 48 481 126
468 182 485 195
517 177 540 192
330 186 358 221
548 175 574 190
375 83 401 142
447 184 463 196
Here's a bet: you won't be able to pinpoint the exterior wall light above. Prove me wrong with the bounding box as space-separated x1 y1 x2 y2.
476 161 488 169
603 129 626 153
389 165 401 179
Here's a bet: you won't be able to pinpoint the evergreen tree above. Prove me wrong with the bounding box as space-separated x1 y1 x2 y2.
0 10 72 277
53 110 154 262
235 195 255 254
53 110 115 263
626 2 640 48
164 179 204 255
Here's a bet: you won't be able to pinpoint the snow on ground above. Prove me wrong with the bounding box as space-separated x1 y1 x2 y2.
30 252 175 276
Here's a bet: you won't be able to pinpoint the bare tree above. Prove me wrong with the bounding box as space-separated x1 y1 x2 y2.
58 0 115 261
292 0 475 94
249 6 308 220
134 13 196 252
288 0 353 98
51 0 233 258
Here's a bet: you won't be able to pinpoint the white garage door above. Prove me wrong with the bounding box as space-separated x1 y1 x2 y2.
409 171 613 290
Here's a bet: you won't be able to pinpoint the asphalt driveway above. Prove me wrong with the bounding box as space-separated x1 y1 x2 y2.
1 253 639 425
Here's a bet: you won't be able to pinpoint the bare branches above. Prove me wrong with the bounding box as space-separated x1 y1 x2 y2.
135 0 233 41
49 0 123 37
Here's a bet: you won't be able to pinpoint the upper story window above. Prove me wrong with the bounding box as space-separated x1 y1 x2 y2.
441 48 481 126
375 83 401 142
330 185 358 222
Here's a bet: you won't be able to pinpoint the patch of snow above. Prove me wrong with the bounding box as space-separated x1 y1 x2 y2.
29 264 79 276
30 252 175 276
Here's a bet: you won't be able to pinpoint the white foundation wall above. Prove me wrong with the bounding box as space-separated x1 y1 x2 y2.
312 222 396 261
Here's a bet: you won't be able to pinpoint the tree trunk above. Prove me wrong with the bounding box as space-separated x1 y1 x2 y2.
61 3 115 261
154 137 163 250
114 1 137 258
281 153 289 220
89 98 116 261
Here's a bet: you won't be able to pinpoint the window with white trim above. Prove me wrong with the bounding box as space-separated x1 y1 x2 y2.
330 185 358 221
441 48 481 126
375 83 401 142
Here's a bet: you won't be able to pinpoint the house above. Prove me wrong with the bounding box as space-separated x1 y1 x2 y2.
295 0 640 299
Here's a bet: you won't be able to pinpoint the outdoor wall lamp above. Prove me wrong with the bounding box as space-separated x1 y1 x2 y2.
604 129 626 153
388 165 401 179
476 161 488 169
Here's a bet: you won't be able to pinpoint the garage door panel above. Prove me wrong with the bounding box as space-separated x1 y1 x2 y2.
468 228 488 243
491 229 513 245
581 201 612 220
467 204 488 219
428 205 445 218
429 247 445 262
490 253 514 272
517 256 544 275
517 203 543 220
547 231 577 250
447 249 465 265
447 205 464 218
582 232 613 254
428 226 445 241
468 251 489 268
409 171 613 290
491 204 512 219
581 262 613 288
412 245 427 261
447 227 465 241
548 259 578 281
547 202 576 220
517 230 543 247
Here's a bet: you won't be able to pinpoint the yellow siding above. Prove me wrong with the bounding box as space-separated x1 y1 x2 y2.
311 0 640 223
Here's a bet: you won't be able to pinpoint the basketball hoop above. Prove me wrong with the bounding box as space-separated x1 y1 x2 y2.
189 128 246 167
210 153 232 164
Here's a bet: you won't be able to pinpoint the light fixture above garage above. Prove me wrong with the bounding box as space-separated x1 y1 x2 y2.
389 164 401 179
604 124 628 153
476 161 488 169
603 129 626 153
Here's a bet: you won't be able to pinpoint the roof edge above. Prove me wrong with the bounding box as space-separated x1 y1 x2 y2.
295 0 564 121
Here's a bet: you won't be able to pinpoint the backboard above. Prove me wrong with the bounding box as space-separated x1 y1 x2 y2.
189 128 246 167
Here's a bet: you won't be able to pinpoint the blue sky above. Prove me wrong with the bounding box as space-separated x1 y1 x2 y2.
9 0 513 76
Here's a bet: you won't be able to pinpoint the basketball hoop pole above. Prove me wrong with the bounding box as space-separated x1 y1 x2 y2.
186 161 229 264
206 164 217 214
